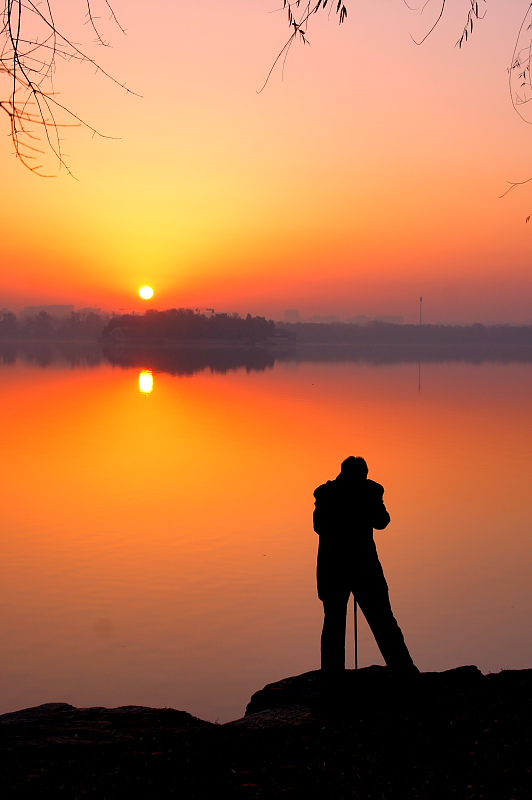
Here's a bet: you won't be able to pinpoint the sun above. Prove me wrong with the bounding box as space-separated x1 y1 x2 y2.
139 286 154 300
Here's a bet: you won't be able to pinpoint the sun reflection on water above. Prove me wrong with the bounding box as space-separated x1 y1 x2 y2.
138 370 154 394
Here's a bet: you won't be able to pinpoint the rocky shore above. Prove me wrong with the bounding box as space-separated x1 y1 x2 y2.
2 666 531 799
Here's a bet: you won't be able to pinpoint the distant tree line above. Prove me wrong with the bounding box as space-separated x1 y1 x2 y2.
0 311 105 340
102 309 276 342
281 321 532 345
4 310 532 347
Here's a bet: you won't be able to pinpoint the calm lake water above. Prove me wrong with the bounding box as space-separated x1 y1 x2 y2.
1 342 532 722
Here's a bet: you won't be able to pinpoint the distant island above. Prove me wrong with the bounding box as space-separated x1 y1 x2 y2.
102 308 281 345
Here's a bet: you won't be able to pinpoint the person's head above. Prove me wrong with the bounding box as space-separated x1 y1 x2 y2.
340 456 368 479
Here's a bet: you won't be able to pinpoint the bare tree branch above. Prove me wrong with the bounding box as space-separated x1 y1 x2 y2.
1 0 531 216
0 0 137 175
259 0 348 92
499 175 532 199
509 3 532 124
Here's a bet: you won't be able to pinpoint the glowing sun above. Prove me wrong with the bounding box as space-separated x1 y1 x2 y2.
139 286 154 300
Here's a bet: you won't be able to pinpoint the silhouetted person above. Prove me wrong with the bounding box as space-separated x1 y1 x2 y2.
314 456 418 674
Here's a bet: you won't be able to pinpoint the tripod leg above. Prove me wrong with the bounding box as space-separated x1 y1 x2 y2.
353 596 358 670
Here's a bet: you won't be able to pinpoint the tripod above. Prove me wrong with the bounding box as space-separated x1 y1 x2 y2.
353 596 359 670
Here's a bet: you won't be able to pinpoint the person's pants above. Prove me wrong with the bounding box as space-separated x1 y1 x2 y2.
320 580 417 673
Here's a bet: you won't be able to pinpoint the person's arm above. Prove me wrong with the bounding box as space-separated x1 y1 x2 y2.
367 481 391 530
313 483 328 534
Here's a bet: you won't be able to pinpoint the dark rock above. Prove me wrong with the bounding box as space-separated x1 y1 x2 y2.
246 664 485 717
246 669 322 716
227 704 313 729
0 702 213 748
2 667 532 799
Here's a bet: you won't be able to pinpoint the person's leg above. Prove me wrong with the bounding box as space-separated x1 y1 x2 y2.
356 579 418 673
321 590 350 672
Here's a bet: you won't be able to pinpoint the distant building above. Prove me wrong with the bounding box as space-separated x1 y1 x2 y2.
21 305 74 318
284 309 300 322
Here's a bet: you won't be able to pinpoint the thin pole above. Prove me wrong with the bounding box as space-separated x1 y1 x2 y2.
353 596 359 670
419 296 423 325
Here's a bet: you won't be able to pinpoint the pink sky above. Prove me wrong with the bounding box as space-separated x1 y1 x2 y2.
1 0 532 323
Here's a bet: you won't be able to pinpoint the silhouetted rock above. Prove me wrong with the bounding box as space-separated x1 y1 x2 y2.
2 667 532 798
0 702 213 748
246 664 484 716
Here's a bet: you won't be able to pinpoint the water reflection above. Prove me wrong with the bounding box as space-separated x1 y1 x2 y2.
0 341 104 368
139 370 154 394
103 342 278 376
1 345 532 724
2 340 532 372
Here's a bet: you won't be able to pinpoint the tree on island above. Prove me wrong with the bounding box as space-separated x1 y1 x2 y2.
102 308 275 343
2 1 532 181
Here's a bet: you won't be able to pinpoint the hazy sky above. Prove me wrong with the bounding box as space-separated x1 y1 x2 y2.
2 1 532 323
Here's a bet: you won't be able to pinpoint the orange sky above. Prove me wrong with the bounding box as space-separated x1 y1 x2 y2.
1 1 532 323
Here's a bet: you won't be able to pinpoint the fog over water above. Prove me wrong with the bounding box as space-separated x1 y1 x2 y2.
2 344 532 722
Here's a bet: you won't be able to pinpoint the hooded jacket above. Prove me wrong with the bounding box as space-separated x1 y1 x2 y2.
314 474 390 537
314 473 391 597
